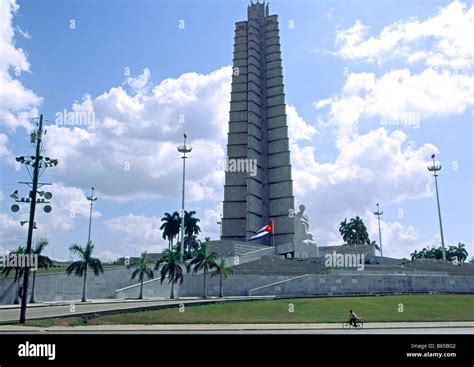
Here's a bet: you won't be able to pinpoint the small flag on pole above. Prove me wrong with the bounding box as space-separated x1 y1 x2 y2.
250 220 273 241
183 133 187 139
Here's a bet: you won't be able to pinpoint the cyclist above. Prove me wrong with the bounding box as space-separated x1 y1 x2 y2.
349 309 360 327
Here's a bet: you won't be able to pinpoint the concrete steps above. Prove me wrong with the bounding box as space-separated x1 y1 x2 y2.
233 243 269 256
207 240 271 257
404 261 474 275
230 257 474 276
231 258 327 275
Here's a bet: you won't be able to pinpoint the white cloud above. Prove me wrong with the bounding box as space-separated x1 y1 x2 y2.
199 208 222 241
42 67 231 202
0 212 24 250
335 1 474 70
365 212 420 259
0 184 101 252
292 128 437 251
0 133 14 163
124 68 151 94
43 184 102 231
98 250 123 262
316 68 474 139
0 0 41 131
103 213 164 256
287 104 317 142
312 2 474 251
15 25 31 40
336 20 369 58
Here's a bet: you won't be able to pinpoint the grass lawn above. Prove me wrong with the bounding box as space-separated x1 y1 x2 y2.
24 294 474 327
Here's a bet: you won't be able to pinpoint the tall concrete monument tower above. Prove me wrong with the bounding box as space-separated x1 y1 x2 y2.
221 1 295 247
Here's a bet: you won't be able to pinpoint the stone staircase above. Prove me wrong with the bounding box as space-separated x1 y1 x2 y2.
344 262 474 276
231 257 327 275
404 261 474 275
233 243 269 256
230 256 474 277
207 240 271 257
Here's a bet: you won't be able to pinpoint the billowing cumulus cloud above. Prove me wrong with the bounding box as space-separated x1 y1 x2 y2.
42 67 231 202
316 68 474 139
335 1 474 70
0 0 41 131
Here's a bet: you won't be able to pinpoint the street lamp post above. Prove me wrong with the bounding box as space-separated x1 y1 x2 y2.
11 115 58 324
373 203 383 257
86 187 98 244
177 133 192 256
427 154 446 261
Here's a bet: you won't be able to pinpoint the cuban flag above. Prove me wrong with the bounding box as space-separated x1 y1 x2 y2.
250 220 273 241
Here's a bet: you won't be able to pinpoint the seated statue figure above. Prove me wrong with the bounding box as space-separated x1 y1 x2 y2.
295 204 315 242
292 204 319 258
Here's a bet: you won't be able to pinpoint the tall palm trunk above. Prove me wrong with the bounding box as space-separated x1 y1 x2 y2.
139 277 144 299
81 269 87 302
219 273 223 298
30 272 37 303
203 267 207 299
170 281 175 299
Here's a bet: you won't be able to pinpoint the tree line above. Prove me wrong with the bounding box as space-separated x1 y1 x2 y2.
2 238 232 303
410 243 469 262
2 211 472 304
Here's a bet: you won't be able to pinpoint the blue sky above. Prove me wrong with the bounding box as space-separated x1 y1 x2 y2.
0 0 473 261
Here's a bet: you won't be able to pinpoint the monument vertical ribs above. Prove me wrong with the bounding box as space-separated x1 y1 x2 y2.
222 2 295 249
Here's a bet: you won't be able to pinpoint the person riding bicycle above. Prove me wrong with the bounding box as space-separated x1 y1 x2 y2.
349 310 360 327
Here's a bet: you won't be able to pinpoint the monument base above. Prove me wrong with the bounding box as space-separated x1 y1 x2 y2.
275 240 319 258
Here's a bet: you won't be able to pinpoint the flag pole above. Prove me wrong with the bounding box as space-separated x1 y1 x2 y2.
271 219 275 247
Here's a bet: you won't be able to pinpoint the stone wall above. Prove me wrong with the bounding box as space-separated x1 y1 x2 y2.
247 273 474 296
118 272 474 299
116 274 290 299
116 277 174 299
0 267 136 304
115 250 277 299
2 261 473 304
178 274 289 297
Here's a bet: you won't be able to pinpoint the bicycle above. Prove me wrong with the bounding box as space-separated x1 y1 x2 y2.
342 318 364 329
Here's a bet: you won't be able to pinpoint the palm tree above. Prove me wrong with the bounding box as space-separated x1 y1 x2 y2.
155 249 185 299
367 239 380 252
66 241 104 302
184 210 201 238
433 247 444 260
351 216 370 245
339 219 352 244
211 258 233 297
453 242 468 263
1 246 25 304
130 251 154 299
30 239 53 303
410 250 419 261
339 216 372 246
160 211 180 250
187 243 217 299
178 210 200 254
420 247 429 258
